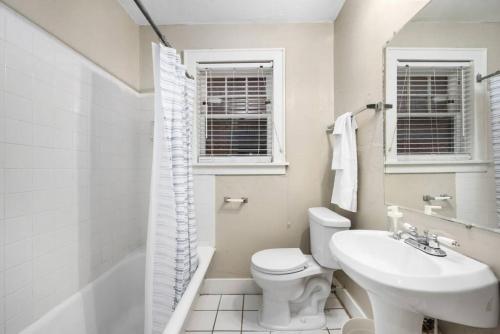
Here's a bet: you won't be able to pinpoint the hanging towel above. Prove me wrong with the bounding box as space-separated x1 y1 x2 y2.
331 112 358 212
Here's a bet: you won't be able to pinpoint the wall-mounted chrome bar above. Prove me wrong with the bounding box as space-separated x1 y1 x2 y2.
423 194 453 201
224 197 248 204
132 0 193 79
326 102 392 134
477 70 500 82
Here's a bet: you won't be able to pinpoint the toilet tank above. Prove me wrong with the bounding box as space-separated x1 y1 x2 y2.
308 207 350 269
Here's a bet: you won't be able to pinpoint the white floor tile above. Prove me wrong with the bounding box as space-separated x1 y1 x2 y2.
184 310 217 331
195 294 221 310
270 331 329 334
186 294 349 334
215 332 269 334
325 309 350 329
244 294 262 310
325 295 343 309
242 310 268 331
214 310 242 331
219 294 244 310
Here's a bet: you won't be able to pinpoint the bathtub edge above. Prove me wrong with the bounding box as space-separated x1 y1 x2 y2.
162 246 215 334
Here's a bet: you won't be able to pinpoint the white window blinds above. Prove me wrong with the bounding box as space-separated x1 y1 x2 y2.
196 63 273 163
396 62 474 160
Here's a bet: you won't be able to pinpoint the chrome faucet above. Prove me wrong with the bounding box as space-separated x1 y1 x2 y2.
399 224 456 257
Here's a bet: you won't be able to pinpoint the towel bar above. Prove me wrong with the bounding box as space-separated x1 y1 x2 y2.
326 102 392 133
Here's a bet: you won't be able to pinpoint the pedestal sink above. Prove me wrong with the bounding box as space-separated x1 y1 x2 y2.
330 230 499 334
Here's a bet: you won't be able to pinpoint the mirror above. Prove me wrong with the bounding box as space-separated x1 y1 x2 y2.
383 0 500 232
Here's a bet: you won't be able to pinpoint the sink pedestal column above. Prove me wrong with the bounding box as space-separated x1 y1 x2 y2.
368 293 424 334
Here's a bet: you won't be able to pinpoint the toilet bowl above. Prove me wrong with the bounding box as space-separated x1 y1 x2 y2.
251 250 334 330
251 207 350 331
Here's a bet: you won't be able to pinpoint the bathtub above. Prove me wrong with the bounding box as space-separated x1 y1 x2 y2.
21 246 215 334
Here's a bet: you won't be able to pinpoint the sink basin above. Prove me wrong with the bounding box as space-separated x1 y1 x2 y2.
330 230 499 334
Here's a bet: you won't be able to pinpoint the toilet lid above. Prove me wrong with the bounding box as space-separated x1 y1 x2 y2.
251 248 308 275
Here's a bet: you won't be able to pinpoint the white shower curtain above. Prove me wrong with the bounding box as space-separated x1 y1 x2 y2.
489 76 500 226
145 44 198 334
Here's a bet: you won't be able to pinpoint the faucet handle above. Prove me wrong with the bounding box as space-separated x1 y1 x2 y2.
427 233 440 249
427 232 460 249
437 236 460 248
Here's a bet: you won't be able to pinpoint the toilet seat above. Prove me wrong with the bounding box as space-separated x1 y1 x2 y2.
251 248 308 275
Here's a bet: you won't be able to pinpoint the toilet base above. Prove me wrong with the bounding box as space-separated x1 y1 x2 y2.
257 273 332 331
251 254 336 331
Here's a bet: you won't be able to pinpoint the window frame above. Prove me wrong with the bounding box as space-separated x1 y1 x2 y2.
385 47 490 174
184 49 287 175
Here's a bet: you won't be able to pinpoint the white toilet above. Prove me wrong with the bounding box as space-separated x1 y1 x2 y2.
251 207 350 331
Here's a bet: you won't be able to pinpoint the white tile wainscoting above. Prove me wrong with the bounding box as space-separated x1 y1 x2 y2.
0 4 220 333
184 293 350 334
0 4 153 333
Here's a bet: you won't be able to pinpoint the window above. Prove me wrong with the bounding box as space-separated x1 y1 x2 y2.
385 48 488 173
197 64 273 163
396 63 473 159
185 49 286 175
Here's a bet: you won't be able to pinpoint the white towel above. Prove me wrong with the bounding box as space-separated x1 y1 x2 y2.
331 112 358 212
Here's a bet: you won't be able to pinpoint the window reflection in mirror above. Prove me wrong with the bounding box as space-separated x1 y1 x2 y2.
383 0 500 232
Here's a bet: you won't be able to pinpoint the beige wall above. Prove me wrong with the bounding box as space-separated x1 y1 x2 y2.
1 0 141 89
334 0 430 230
334 1 500 333
140 23 335 277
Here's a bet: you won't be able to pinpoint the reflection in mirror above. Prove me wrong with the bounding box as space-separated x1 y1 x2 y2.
383 0 500 232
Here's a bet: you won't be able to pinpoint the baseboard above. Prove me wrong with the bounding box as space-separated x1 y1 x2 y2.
200 278 262 294
332 277 368 319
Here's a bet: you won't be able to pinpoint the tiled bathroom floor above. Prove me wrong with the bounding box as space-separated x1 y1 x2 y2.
184 293 350 334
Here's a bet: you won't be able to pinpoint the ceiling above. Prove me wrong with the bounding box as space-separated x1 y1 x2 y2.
413 0 500 23
118 0 345 25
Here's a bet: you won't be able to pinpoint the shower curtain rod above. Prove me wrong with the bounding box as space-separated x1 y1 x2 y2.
132 0 194 79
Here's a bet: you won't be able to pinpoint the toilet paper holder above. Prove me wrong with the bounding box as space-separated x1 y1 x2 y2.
224 196 248 204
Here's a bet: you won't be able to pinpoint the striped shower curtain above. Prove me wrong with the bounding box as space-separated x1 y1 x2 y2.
489 76 500 226
145 44 199 334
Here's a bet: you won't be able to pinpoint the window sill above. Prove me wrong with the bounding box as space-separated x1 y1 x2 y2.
385 160 492 174
193 162 289 175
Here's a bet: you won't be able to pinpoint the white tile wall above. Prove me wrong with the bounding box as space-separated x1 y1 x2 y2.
0 4 152 333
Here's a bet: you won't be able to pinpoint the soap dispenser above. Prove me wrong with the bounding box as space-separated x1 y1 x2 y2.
387 205 403 235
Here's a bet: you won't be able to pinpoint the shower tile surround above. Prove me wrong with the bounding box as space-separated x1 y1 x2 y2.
0 4 153 333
